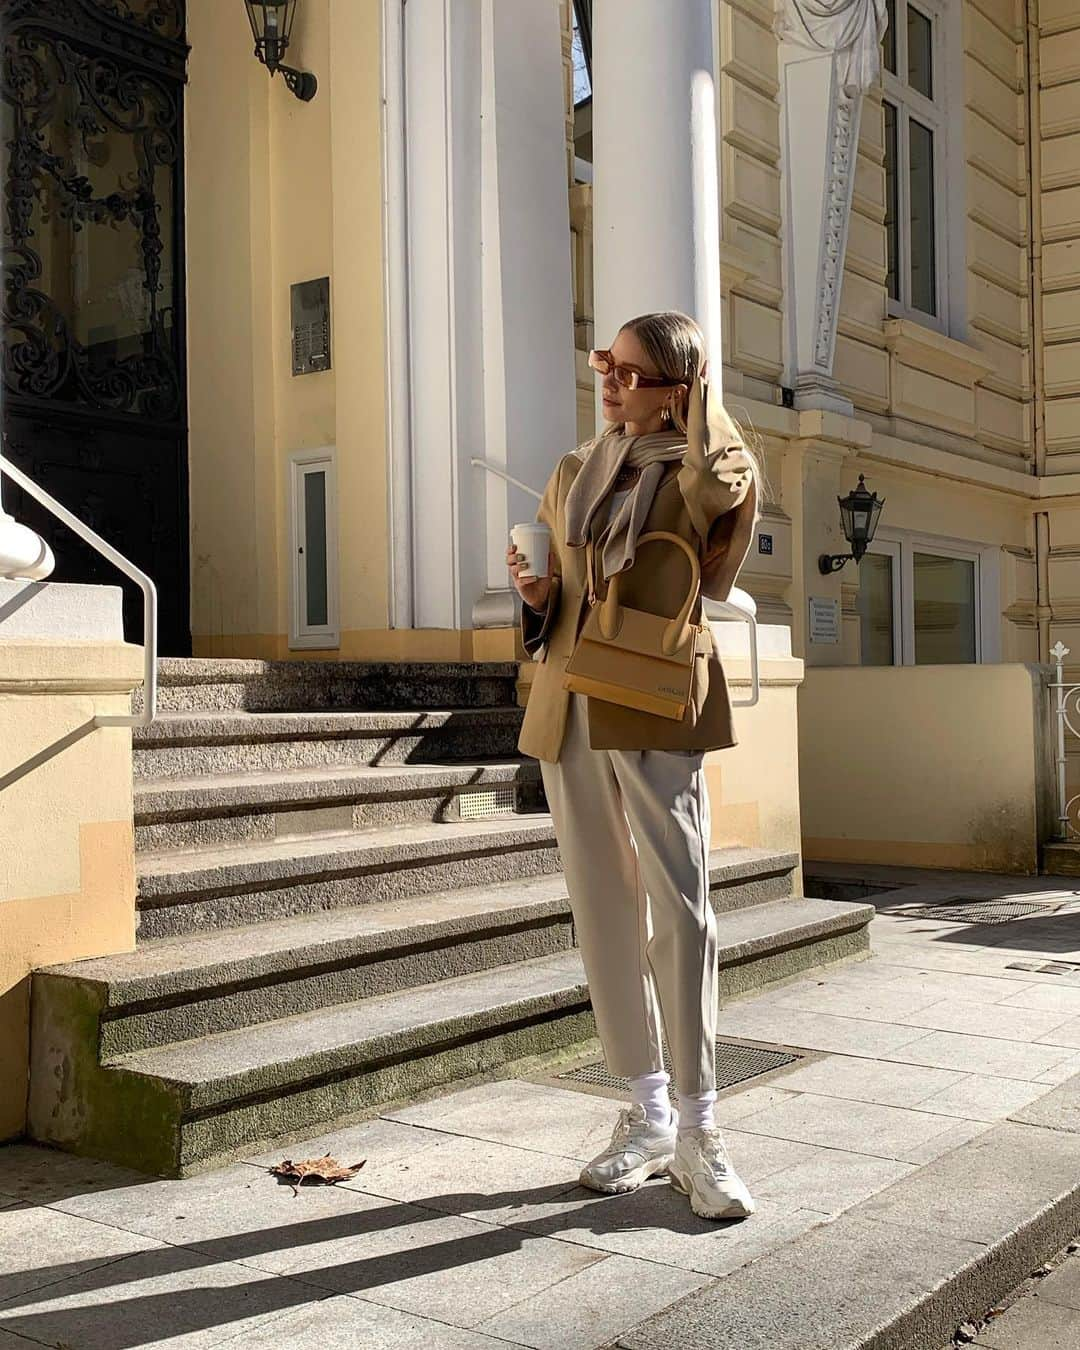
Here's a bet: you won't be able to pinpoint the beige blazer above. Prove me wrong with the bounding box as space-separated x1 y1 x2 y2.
518 402 758 763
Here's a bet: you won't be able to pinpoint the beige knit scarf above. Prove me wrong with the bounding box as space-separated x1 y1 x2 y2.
565 427 687 581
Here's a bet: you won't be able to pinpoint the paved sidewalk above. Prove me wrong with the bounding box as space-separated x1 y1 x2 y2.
2 864 1079 1349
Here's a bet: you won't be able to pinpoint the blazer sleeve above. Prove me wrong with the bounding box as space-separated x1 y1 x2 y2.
676 375 754 544
520 459 564 658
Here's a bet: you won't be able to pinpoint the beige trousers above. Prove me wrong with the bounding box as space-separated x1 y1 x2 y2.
539 693 718 1094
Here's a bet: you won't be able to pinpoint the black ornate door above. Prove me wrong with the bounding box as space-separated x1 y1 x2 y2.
1 0 190 653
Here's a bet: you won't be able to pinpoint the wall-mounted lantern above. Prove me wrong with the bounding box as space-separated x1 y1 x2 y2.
244 0 317 102
818 474 885 574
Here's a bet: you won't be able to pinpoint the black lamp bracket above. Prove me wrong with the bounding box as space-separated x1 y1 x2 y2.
819 552 854 574
277 65 317 101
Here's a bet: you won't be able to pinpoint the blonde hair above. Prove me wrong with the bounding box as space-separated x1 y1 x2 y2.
620 310 768 527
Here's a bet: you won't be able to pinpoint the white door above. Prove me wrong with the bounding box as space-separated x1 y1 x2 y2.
289 448 339 650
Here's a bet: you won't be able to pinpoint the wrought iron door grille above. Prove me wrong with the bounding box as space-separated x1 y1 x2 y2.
556 1038 803 1096
896 897 1074 925
457 784 518 820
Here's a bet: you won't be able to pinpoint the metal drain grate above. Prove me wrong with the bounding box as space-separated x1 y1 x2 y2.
456 784 517 820
896 897 1071 925
1006 960 1080 975
556 1037 802 1097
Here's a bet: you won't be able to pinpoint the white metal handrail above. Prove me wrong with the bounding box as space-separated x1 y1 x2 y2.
0 454 157 728
470 454 760 705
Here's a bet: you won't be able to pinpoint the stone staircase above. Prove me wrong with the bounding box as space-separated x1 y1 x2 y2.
29 659 874 1177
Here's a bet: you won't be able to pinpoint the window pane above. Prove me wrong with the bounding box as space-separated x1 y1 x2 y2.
908 118 937 315
907 6 933 98
884 102 899 302
858 553 895 666
883 0 897 74
914 552 975 664
571 5 592 105
303 470 329 628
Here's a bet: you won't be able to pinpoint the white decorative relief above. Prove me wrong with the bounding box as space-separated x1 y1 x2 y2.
814 83 857 370
777 0 887 411
775 0 888 94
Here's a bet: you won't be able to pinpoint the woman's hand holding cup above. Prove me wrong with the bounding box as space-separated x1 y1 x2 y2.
508 523 553 610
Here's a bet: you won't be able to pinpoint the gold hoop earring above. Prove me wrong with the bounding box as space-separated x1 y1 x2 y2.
659 404 671 425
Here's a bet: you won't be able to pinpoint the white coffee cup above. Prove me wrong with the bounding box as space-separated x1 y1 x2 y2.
510 523 552 579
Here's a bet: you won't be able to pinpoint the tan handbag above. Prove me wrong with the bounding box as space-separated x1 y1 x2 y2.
563 530 705 721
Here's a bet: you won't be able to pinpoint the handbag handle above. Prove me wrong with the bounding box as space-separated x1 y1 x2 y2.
596 530 702 656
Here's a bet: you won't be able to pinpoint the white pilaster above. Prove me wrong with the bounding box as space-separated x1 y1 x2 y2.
776 0 887 415
591 0 720 418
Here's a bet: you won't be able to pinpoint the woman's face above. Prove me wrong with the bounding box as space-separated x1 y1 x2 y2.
599 328 683 432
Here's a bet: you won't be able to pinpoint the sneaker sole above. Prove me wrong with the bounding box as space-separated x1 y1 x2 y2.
578 1152 674 1195
669 1164 756 1219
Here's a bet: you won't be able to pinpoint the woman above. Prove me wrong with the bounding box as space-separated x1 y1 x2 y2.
506 311 763 1221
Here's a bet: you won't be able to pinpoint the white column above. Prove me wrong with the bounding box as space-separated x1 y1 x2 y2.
591 0 721 416
400 0 574 633
472 0 576 628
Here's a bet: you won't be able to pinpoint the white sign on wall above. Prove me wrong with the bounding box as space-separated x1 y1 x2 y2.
808 596 840 644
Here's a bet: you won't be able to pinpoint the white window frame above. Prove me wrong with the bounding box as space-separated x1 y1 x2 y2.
288 446 340 651
857 538 903 666
863 527 1001 666
882 0 951 333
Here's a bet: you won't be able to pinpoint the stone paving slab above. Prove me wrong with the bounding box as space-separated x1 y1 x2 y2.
729 1089 971 1160
1033 1014 1080 1047
338 1131 585 1225
713 1002 929 1057
619 1213 988 1350
762 1051 966 1108
971 1296 1080 1349
997 984 1080 1014
886 1029 1077 1081
908 1073 1060 1122
0 1202 164 1303
1031 1253 1080 1310
381 1077 629 1161
856 1120 1080 1247
0 1247 324 1349
222 1295 527 1348
474 1252 708 1350
1008 1073 1080 1133
894 1000 1079 1042
42 1161 405 1270
0 1143 145 1206
258 1200 607 1329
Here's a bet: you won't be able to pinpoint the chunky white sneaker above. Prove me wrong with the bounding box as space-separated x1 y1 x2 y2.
669 1126 756 1219
579 1103 677 1195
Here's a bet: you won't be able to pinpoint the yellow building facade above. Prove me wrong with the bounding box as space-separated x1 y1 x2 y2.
181 0 1078 686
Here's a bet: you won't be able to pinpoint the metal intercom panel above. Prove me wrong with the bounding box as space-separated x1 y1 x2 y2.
291 277 331 375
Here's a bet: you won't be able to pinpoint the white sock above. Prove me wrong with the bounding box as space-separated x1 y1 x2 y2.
629 1069 673 1128
677 1089 717 1132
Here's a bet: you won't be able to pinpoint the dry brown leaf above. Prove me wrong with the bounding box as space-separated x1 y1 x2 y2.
269 1154 366 1194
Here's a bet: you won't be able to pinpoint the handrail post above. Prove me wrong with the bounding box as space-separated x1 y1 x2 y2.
0 456 157 728
1051 641 1071 841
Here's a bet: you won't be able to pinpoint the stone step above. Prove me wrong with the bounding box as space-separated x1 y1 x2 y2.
1041 841 1080 876
30 893 874 1176
52 846 802 1055
132 707 525 778
135 815 563 940
135 658 521 714
133 760 544 852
